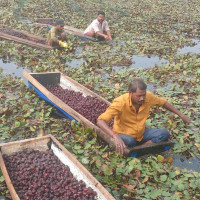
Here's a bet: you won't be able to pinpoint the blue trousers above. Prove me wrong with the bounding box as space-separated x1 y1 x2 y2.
118 128 170 148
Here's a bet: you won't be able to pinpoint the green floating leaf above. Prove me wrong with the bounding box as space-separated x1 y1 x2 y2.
0 176 5 182
102 164 113 176
160 175 168 182
81 157 89 164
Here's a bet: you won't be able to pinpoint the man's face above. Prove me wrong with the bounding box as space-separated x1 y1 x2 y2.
130 89 146 106
57 24 64 30
97 14 105 23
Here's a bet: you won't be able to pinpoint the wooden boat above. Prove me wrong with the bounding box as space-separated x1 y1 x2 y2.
33 22 97 41
0 25 52 50
0 134 115 200
23 70 174 156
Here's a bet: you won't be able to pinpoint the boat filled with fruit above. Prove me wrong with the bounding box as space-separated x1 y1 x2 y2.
0 25 52 50
0 135 115 200
23 70 174 157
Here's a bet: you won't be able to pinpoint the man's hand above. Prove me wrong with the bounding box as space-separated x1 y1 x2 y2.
180 114 190 124
113 134 126 154
61 32 66 37
104 35 112 41
108 36 112 41
163 102 190 124
104 35 109 40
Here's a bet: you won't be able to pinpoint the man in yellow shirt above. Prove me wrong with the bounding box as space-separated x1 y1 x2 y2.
97 78 190 154
46 19 67 47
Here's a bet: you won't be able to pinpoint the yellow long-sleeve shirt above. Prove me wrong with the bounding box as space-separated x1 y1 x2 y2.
98 91 166 141
47 27 64 42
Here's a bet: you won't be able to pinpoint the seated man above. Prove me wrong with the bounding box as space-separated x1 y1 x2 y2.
84 11 112 41
46 19 67 47
97 78 190 154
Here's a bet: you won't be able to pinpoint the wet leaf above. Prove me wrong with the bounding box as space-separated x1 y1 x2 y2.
157 155 165 163
123 184 137 190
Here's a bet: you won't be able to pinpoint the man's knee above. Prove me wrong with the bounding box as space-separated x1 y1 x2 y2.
160 129 170 140
126 137 137 147
119 134 137 147
151 129 170 143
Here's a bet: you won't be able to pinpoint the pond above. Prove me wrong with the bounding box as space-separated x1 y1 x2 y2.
65 58 85 68
0 58 31 85
169 154 200 173
130 55 169 69
178 39 200 54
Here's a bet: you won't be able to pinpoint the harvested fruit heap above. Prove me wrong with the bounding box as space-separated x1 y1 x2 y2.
47 85 109 125
0 28 46 44
3 149 97 200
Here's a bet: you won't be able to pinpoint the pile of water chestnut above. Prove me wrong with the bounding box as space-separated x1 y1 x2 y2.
3 149 97 200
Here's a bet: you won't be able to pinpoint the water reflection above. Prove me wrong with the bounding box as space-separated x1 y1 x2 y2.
130 55 169 69
170 154 200 173
178 39 200 54
75 46 83 55
112 65 127 72
65 58 85 68
0 58 31 85
147 83 155 92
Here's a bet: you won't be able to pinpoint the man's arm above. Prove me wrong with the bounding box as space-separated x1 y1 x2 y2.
97 120 127 154
96 31 109 40
97 119 115 138
50 28 59 42
106 30 112 40
163 102 190 123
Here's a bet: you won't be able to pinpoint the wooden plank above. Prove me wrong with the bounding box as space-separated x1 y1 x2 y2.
0 25 48 41
0 135 115 200
0 136 50 155
0 153 20 200
49 135 116 200
11 28 46 41
31 72 60 87
129 140 173 151
0 29 52 50
23 70 116 149
33 22 97 41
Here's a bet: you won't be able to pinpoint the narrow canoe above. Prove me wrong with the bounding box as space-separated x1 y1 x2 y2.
0 134 115 200
0 25 53 50
33 22 97 41
23 70 174 156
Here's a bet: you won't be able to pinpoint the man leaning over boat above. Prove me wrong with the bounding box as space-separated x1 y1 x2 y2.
84 11 112 41
97 78 190 154
46 19 67 47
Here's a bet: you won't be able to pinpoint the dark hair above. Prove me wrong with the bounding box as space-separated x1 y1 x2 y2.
56 19 65 26
128 78 147 93
98 11 105 16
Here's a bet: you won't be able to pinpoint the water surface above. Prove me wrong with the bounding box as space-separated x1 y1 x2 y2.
178 39 200 54
0 59 31 85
